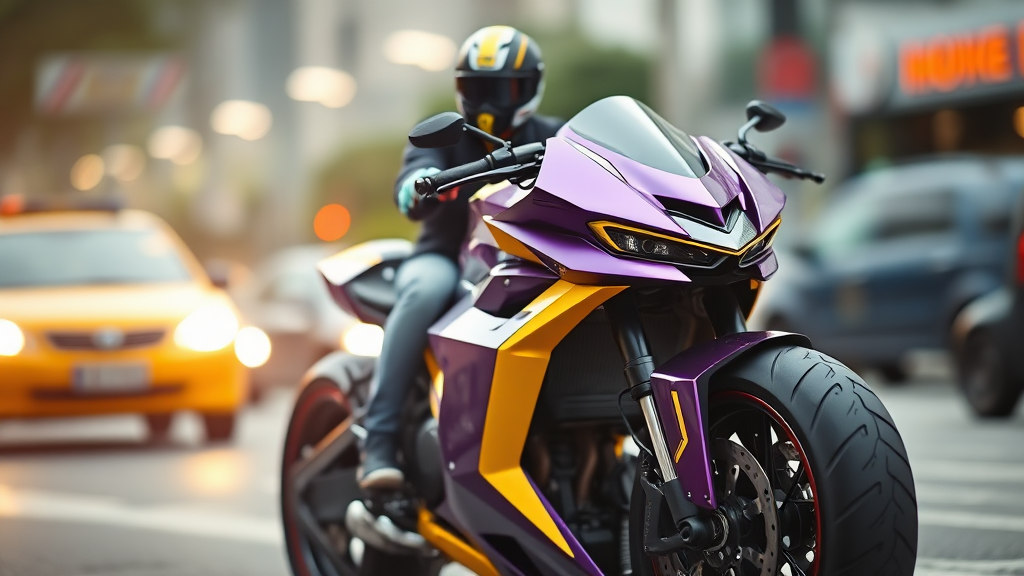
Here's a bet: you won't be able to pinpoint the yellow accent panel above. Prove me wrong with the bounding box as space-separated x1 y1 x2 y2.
747 280 763 319
424 350 444 419
419 509 500 576
513 35 528 69
469 182 509 203
588 217 781 258
480 281 626 557
671 390 689 463
484 219 544 265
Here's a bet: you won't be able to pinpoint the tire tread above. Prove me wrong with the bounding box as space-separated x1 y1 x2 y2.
716 345 918 576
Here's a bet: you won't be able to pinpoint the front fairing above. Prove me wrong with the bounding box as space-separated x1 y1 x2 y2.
471 112 786 286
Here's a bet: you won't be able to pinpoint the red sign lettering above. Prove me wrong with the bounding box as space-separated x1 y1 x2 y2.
899 21 1016 96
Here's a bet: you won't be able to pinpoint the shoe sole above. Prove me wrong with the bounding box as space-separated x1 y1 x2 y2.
358 468 404 491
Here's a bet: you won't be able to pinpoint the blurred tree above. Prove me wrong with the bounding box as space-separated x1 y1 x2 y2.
311 139 416 245
420 28 653 121
528 28 652 120
0 0 175 184
312 26 653 246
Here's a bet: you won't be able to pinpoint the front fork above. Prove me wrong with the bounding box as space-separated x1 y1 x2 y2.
604 289 743 551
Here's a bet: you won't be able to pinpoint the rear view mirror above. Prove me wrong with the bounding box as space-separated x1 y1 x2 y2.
745 100 786 132
409 112 465 148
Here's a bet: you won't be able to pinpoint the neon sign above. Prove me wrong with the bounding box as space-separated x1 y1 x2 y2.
899 22 1022 97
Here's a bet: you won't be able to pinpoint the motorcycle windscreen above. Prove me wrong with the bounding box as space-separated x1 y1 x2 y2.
565 96 709 179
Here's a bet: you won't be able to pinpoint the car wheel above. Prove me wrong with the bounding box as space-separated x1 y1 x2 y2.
203 412 236 443
879 362 909 385
145 413 173 443
960 330 1024 418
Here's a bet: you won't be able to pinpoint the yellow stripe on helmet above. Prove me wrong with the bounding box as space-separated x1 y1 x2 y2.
476 26 509 69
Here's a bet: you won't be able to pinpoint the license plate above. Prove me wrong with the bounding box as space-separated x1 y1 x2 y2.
73 363 150 393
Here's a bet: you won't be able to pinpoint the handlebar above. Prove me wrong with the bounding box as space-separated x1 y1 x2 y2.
725 142 825 184
415 157 493 196
414 142 546 198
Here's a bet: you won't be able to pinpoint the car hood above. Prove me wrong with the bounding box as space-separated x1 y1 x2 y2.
0 282 231 329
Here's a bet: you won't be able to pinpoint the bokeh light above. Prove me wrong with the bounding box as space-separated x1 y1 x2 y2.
181 450 244 496
148 126 203 165
286 66 356 108
0 319 25 356
210 100 272 141
313 203 351 241
1014 107 1024 139
234 326 271 368
383 30 457 71
70 154 105 191
102 144 146 182
342 322 384 357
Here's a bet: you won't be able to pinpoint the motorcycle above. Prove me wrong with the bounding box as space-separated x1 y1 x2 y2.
281 96 918 576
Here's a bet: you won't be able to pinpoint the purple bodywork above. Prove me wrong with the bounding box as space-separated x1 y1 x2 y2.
327 97 797 575
650 331 810 510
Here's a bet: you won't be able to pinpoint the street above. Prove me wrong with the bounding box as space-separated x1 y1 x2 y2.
0 368 1022 576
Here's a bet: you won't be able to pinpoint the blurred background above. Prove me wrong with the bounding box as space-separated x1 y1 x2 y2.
2 0 1024 574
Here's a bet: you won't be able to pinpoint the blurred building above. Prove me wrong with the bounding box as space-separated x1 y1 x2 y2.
831 1 1024 173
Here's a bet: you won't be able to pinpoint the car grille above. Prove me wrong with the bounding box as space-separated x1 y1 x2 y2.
47 330 166 350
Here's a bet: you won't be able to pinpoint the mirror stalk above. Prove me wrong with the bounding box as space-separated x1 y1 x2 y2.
464 124 509 149
736 115 761 147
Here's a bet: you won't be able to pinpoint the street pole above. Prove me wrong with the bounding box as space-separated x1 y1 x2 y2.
656 0 683 126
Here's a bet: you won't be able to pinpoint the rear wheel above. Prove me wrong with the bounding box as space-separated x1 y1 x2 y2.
630 346 918 575
960 329 1024 417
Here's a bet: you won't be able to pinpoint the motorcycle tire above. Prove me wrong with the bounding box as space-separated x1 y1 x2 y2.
630 345 918 576
959 328 1024 418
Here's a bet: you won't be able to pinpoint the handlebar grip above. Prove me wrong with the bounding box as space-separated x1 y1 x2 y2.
417 157 494 196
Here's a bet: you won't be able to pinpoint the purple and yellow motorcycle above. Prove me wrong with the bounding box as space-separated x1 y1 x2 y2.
281 97 918 576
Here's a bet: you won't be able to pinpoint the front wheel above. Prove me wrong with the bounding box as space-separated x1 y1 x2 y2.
630 345 918 575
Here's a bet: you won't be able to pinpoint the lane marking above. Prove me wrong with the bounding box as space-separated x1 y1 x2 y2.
917 556 1024 575
912 461 1024 484
0 484 281 545
916 484 1024 508
919 509 1024 533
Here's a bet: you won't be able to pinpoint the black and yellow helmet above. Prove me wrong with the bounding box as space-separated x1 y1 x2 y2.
455 26 544 138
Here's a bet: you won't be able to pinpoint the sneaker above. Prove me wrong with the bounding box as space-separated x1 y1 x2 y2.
358 433 404 490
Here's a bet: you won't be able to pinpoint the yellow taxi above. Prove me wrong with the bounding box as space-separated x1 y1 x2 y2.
0 200 271 442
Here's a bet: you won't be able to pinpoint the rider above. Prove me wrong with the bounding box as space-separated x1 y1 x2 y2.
358 26 564 490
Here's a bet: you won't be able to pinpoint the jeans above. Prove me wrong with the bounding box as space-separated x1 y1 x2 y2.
363 252 459 437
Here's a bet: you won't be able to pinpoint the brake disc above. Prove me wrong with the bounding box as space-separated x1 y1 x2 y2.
700 438 780 576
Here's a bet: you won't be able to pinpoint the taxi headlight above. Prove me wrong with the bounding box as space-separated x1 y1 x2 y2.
235 326 271 368
341 322 384 357
174 305 239 352
0 319 25 356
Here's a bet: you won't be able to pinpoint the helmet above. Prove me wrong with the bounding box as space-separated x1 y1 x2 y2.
455 26 544 138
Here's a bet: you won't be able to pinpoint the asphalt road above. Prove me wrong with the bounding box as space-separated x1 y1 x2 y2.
0 369 1022 576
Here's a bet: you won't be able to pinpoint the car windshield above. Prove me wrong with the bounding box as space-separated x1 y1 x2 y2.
565 96 708 178
0 229 192 288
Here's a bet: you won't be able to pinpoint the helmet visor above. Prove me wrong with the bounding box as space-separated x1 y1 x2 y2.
456 76 539 110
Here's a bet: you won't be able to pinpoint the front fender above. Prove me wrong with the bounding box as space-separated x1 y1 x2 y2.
649 331 811 510
949 288 1011 354
298 350 376 409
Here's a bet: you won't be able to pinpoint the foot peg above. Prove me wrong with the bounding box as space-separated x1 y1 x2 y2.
344 500 435 556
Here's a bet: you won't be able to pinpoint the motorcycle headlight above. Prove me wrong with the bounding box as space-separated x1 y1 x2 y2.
739 225 779 266
234 326 271 368
0 319 25 356
174 305 239 352
590 219 781 269
590 222 723 267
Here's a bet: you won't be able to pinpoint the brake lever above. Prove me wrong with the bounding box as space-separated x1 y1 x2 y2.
435 162 541 194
